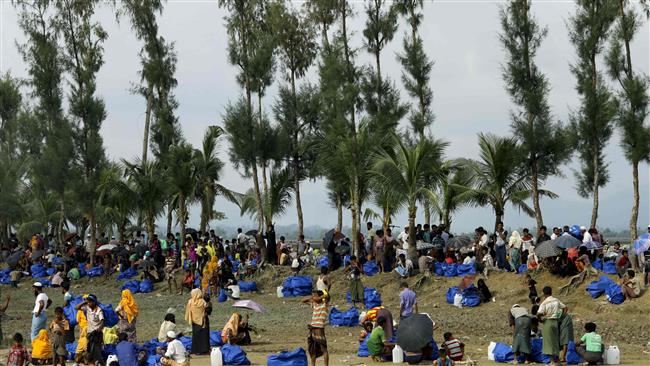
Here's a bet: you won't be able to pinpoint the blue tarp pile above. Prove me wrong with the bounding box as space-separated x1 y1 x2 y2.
122 280 141 294
346 287 382 308
363 261 379 276
0 268 11 285
87 266 103 277
492 339 550 364
267 347 307 366
116 267 138 280
316 256 329 268
586 276 624 304
329 307 359 327
31 264 47 278
281 276 312 297
445 285 481 307
221 344 251 365
238 281 257 292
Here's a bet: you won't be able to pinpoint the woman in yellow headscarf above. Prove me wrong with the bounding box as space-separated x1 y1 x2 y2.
31 329 53 364
221 312 251 345
115 289 139 342
185 288 211 355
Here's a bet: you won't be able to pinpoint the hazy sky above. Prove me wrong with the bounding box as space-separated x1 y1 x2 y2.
1 1 648 234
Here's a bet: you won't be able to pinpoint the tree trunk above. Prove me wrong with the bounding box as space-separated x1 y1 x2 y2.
590 149 599 228
179 194 187 245
531 159 543 231
495 212 503 232
251 165 265 234
407 205 417 262
351 197 359 257
118 222 126 243
142 88 153 163
294 159 304 238
146 217 154 248
336 192 343 231
58 196 65 253
262 164 269 199
89 213 96 266
375 49 381 107
166 203 173 235
423 201 431 226
444 212 451 232
629 161 639 270
199 196 208 234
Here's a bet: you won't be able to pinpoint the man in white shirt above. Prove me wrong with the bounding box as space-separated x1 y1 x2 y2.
159 331 188 366
580 226 592 243
31 282 50 341
236 228 246 245
550 227 560 240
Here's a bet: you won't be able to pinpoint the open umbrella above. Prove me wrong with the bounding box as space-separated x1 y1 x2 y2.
185 228 197 235
31 249 45 260
396 313 434 352
446 235 473 250
554 235 581 249
97 244 117 252
245 229 258 236
323 229 344 247
138 259 155 270
535 240 562 258
633 233 650 255
335 242 350 255
232 300 266 313
580 241 603 250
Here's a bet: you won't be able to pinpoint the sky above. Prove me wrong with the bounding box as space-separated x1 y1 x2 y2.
0 0 648 235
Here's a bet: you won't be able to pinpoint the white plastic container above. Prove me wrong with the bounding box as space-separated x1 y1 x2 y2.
277 286 284 298
211 347 223 366
392 344 404 363
453 293 463 308
604 345 620 365
487 341 497 361
106 355 118 365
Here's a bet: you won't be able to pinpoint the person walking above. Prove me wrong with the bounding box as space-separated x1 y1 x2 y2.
31 283 50 341
344 256 365 308
302 290 329 366
536 287 566 366
399 282 418 319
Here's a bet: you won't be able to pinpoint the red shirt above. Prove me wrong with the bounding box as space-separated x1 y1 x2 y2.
7 344 30 366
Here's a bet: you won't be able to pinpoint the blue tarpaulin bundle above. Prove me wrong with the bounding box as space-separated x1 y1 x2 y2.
281 276 313 297
122 280 141 294
461 285 481 307
586 276 625 304
566 341 583 364
87 266 103 277
363 261 379 276
603 261 617 274
239 281 257 292
64 296 84 327
221 344 251 365
518 264 528 274
139 279 154 293
316 256 329 268
329 307 359 327
31 264 47 278
443 263 458 277
267 347 308 366
493 339 551 364
457 264 476 276
210 331 223 347
346 287 382 308
117 267 138 280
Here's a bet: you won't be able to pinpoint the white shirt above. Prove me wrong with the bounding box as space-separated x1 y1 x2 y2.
236 233 246 244
398 231 409 244
165 339 187 363
494 232 505 246
550 233 558 240
463 256 476 265
33 293 49 314
228 285 240 299
85 306 105 333
582 232 593 243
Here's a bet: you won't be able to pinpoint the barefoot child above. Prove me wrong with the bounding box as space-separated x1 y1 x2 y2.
7 333 30 366
49 307 69 366
433 347 455 366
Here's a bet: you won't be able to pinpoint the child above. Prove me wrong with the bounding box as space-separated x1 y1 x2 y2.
179 269 194 295
164 255 178 294
7 333 30 366
442 332 464 361
524 274 538 304
359 321 373 343
433 347 454 366
343 255 365 308
575 322 604 365
49 307 69 366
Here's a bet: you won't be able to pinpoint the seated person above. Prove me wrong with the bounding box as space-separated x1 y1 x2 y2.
116 332 144 366
367 317 394 361
616 250 631 278
31 330 53 365
179 269 194 295
158 313 177 342
418 250 435 276
526 253 538 270
221 312 251 345
226 279 240 300
442 332 464 361
158 331 188 366
575 322 603 365
433 347 455 366
620 269 641 299
359 321 373 343
477 279 492 303
395 254 414 278
462 252 476 265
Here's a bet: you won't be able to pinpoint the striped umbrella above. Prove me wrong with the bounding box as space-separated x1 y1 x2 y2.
535 240 562 258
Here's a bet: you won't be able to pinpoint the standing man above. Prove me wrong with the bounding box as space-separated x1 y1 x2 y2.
580 226 592 243
77 294 105 366
493 222 508 270
302 290 329 366
399 282 418 319
264 224 277 264
31 282 50 341
537 286 566 366
537 226 551 244
366 222 375 260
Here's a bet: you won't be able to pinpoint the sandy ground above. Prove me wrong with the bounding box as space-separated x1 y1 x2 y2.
0 265 649 365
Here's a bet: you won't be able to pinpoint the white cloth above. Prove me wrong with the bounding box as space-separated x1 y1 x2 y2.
158 321 176 342
398 231 409 244
228 285 240 299
33 293 49 314
550 233 558 240
463 256 476 265
480 234 489 247
582 232 593 243
164 339 187 363
85 306 105 333
494 232 505 246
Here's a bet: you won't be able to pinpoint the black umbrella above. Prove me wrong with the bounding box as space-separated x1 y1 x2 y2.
31 249 45 260
446 235 473 250
535 240 562 258
138 259 155 270
335 242 350 255
6 251 23 267
245 229 258 236
554 235 582 249
185 228 197 235
396 313 434 352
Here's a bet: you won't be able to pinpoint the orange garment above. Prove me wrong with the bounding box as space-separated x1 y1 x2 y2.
363 306 385 322
31 330 53 359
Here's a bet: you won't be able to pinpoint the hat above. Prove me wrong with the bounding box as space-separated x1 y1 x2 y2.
166 331 177 339
580 226 587 231
86 294 98 303
33 282 43 288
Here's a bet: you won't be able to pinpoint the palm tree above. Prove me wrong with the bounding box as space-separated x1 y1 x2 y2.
371 136 447 260
0 154 26 241
464 133 557 229
365 184 404 232
240 168 294 235
429 160 474 231
193 126 240 232
325 178 348 232
167 143 196 241
97 163 135 241
120 159 167 242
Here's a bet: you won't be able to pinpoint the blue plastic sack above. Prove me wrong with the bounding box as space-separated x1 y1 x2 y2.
493 342 514 362
566 341 583 364
528 338 551 363
122 280 141 294
100 303 119 327
87 266 103 277
592 259 603 271
316 256 329 268
78 268 87 278
239 281 257 292
117 267 138 280
46 267 56 276
518 264 528 274
461 286 481 307
210 330 223 347
443 263 458 277
329 307 359 327
139 279 154 293
605 283 625 304
179 336 192 353
358 334 370 357
52 256 64 266
603 261 617 274
221 344 251 365
66 341 77 361
64 296 84 327
31 264 47 278
267 347 308 366
434 262 444 276
457 263 476 276
194 276 201 288
146 354 162 366
345 287 382 308
343 255 351 267
282 276 312 297
569 225 581 238
102 343 117 359
446 287 458 304
218 289 228 303
586 276 613 298
363 261 379 276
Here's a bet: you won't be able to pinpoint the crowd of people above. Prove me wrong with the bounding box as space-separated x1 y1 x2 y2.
0 222 647 366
